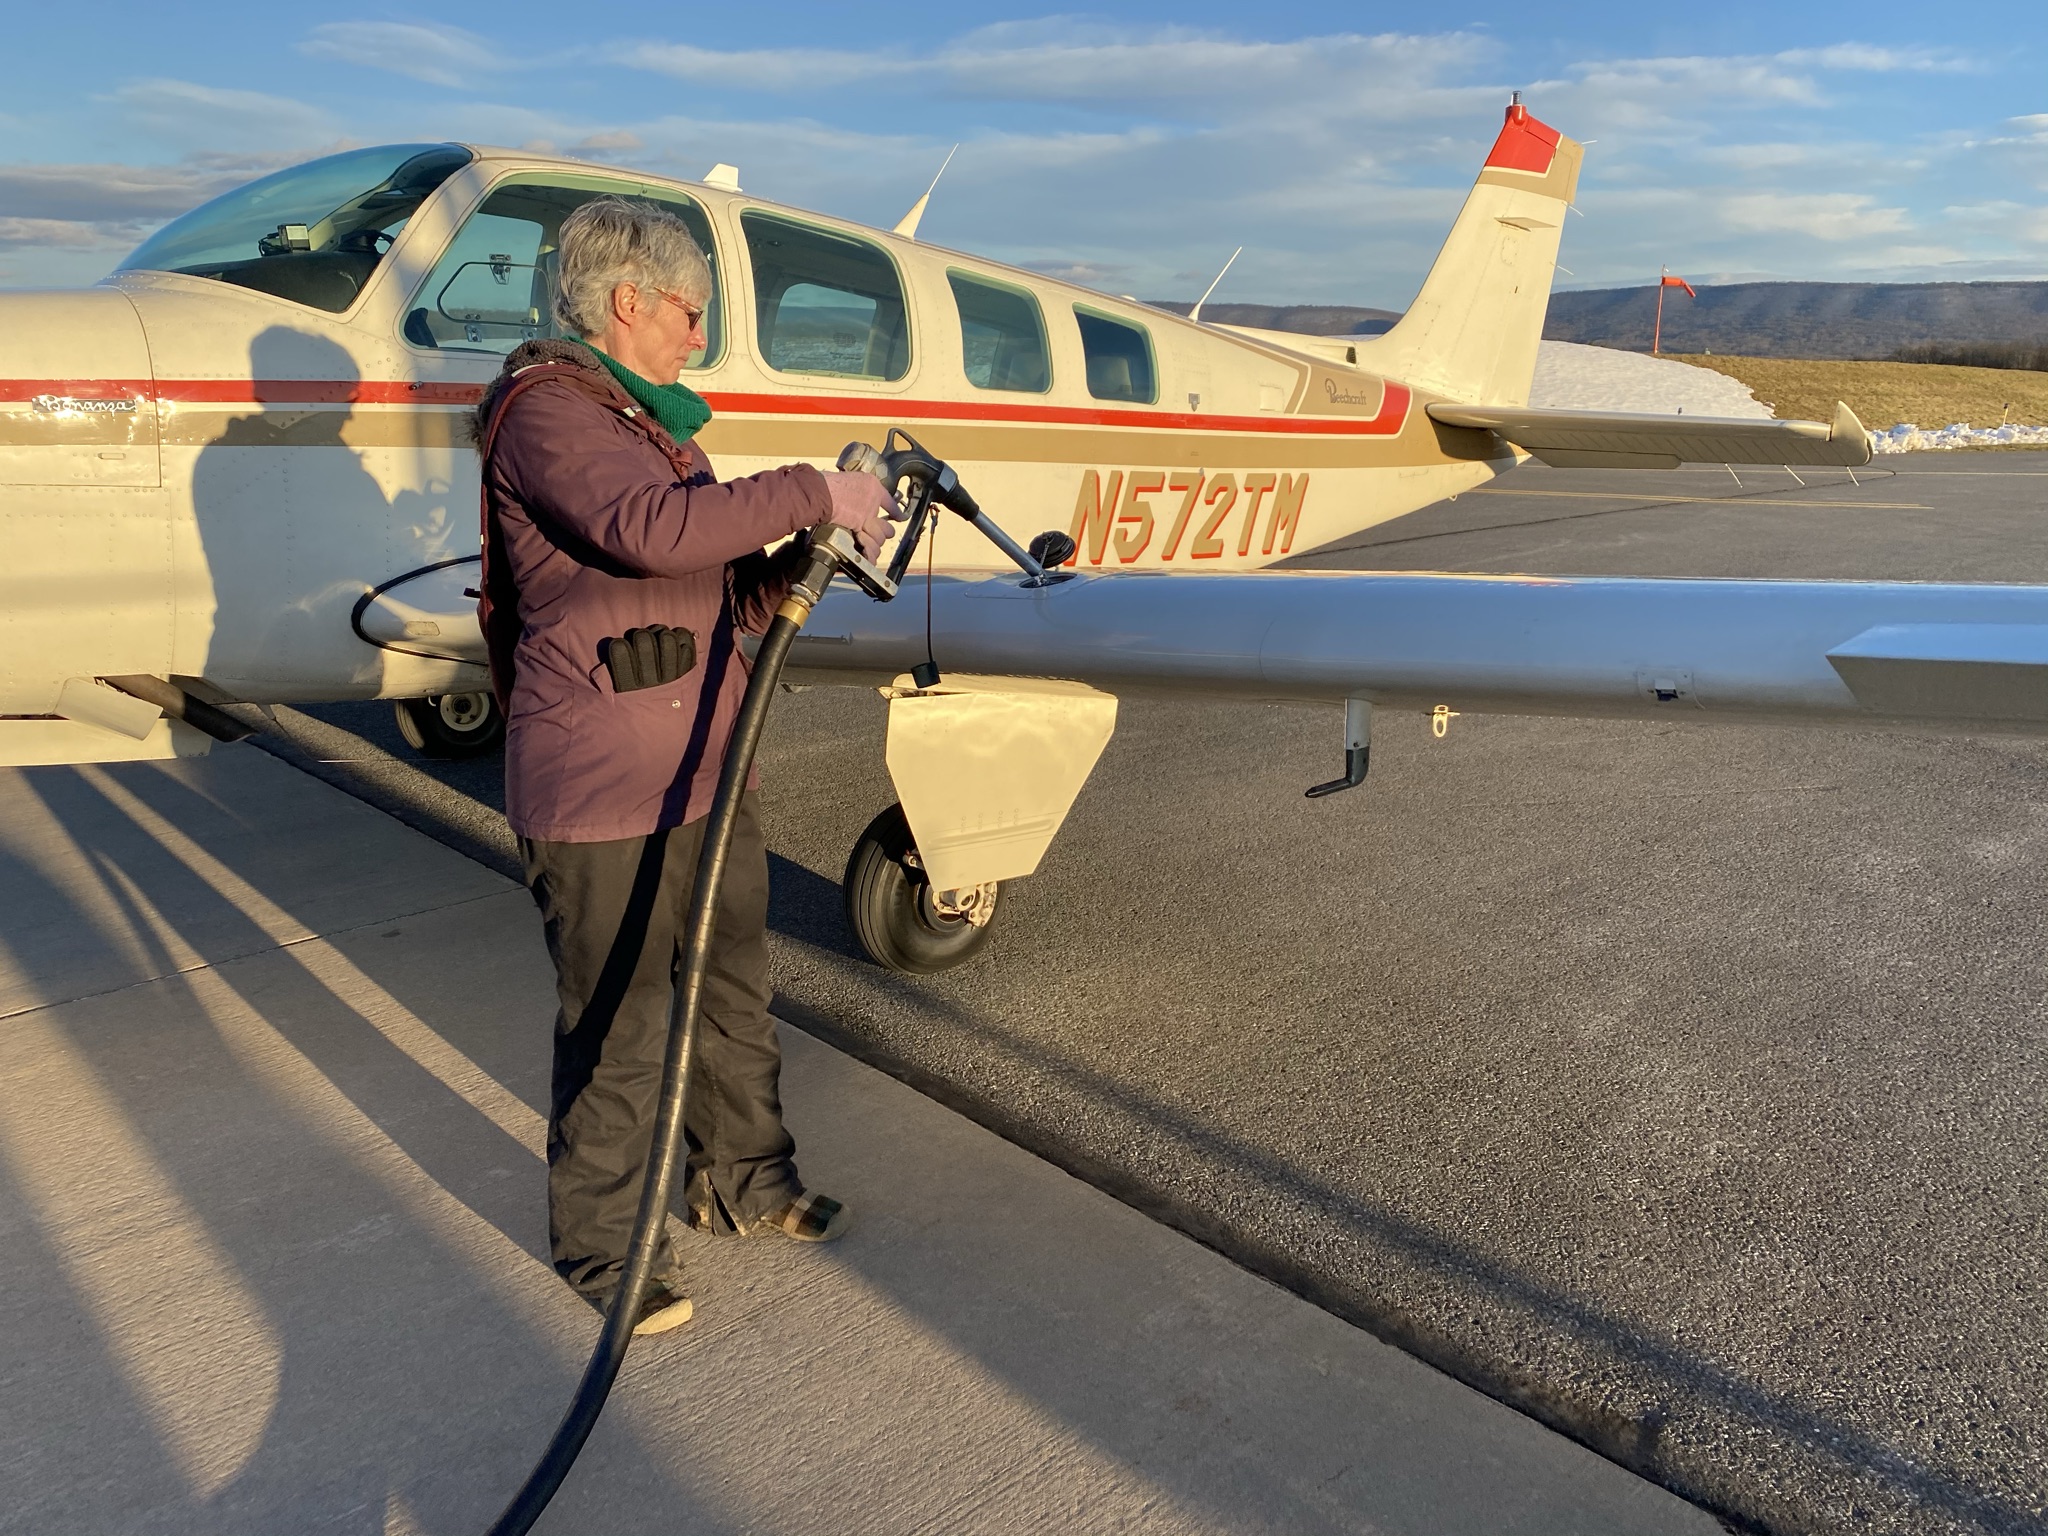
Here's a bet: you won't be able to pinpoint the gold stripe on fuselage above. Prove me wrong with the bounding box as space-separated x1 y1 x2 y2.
155 405 472 451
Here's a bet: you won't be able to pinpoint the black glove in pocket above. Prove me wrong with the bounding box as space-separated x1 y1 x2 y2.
603 625 697 693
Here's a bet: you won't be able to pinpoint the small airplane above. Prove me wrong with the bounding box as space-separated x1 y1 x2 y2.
4 100 2042 971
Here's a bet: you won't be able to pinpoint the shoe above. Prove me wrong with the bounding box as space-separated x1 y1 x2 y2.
628 1277 694 1336
683 1175 738 1236
683 1178 854 1242
749 1191 853 1243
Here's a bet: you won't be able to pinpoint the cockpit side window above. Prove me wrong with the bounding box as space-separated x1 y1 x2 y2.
403 176 725 368
742 212 910 381
119 145 472 314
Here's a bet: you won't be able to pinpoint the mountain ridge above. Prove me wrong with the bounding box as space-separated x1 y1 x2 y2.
1147 282 2048 360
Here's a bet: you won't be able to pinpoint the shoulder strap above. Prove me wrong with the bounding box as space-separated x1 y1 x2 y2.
475 365 593 711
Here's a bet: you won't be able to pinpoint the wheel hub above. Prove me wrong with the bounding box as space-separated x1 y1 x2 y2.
927 881 999 929
437 692 490 731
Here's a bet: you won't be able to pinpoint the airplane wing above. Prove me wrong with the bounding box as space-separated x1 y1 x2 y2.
1426 400 1873 469
792 568 2048 735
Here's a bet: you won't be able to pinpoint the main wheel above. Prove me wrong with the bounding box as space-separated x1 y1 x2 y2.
843 803 1002 974
393 692 504 758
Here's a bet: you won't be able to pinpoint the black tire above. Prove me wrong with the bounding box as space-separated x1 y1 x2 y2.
842 803 1002 974
393 692 505 758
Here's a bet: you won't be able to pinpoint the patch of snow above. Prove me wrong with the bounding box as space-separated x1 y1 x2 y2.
1870 423 2048 453
1528 340 1774 419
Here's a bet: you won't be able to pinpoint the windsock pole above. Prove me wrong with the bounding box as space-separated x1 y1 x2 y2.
1653 268 1696 355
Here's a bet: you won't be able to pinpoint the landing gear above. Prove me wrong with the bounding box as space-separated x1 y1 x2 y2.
393 691 504 758
843 803 1002 974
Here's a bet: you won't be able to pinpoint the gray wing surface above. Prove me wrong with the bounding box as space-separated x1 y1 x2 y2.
793 570 2048 736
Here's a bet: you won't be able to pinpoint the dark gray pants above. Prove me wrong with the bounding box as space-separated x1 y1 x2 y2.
519 794 799 1300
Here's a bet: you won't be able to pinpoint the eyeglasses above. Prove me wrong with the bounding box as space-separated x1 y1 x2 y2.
651 288 705 331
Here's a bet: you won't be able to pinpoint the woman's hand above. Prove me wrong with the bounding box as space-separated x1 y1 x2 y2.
821 471 902 559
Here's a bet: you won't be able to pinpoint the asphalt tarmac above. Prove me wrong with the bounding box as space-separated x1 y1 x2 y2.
297 450 2048 1536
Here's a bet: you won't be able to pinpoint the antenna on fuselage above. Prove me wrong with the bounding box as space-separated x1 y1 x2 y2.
1187 245 1243 325
894 144 960 240
703 163 741 191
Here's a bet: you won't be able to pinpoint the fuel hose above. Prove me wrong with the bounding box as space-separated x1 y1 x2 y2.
484 543 841 1536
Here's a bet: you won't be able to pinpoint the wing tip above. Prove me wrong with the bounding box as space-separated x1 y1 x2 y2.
1830 400 1874 465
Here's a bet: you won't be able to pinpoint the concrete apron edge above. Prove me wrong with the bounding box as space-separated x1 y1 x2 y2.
224 718 1737 1532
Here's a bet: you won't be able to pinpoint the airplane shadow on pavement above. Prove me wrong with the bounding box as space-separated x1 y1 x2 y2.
0 760 751 1536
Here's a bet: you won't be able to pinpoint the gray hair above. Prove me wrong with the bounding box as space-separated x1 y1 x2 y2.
552 196 712 339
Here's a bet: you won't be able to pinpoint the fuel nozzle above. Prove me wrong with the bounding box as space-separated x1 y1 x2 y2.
839 429 1072 588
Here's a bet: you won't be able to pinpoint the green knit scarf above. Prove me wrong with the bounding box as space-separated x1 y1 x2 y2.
588 345 713 443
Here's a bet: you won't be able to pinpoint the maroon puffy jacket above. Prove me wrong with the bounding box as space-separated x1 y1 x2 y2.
478 341 831 841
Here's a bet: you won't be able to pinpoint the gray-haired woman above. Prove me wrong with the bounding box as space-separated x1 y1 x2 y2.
475 196 895 1334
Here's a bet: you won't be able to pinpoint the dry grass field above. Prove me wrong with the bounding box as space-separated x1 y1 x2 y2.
1673 354 2048 429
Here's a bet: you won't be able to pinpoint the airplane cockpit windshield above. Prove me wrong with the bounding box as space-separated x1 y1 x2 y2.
117 144 473 314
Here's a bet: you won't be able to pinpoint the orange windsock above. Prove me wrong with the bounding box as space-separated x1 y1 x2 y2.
1661 274 1698 298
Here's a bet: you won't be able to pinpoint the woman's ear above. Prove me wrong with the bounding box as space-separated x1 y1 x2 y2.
610 282 640 327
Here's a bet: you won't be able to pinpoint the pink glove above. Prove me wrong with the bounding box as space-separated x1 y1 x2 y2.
820 470 901 559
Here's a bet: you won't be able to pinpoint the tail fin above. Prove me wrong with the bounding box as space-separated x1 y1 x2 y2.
1351 102 1583 407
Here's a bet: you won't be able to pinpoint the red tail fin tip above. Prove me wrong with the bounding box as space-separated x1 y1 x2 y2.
1485 101 1561 173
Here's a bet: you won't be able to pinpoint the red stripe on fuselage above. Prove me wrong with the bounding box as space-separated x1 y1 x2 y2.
0 379 1412 436
0 378 153 402
0 378 477 406
700 387 1411 436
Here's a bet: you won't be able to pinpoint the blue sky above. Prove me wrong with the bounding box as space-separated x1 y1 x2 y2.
2 3 2044 304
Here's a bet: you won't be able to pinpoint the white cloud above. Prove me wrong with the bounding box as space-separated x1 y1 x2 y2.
1774 44 1972 73
1562 55 1824 129
302 22 510 88
0 150 320 266
1855 242 1970 266
1693 140 1890 173
1941 200 2048 244
1021 258 1136 285
0 217 132 251
1719 191 1911 241
108 79 334 151
569 129 645 155
623 43 897 94
0 155 285 222
622 23 1502 125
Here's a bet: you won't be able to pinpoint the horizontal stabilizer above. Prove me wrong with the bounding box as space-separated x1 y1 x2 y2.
1427 399 1873 468
1826 624 2048 723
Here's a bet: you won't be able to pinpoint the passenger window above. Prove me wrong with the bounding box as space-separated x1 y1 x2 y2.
405 176 724 366
743 212 909 381
948 270 1050 392
1075 306 1157 404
